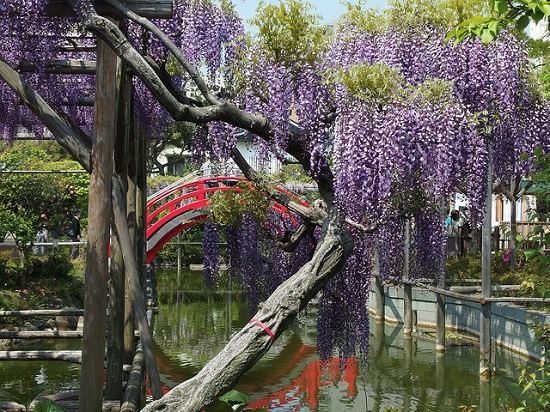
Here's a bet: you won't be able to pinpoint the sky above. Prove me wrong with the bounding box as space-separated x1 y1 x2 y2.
233 0 387 27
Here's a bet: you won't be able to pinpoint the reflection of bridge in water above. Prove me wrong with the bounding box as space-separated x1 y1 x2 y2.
150 278 510 411
146 173 307 263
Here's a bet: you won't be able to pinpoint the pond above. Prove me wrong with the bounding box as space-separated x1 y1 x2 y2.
151 267 527 412
0 266 531 411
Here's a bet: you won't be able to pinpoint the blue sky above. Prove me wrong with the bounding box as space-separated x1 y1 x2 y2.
234 0 387 27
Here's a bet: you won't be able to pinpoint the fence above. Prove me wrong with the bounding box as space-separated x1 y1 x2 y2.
0 308 148 411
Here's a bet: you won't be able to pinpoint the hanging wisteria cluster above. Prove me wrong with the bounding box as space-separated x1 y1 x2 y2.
0 0 97 139
206 210 316 312
327 19 550 289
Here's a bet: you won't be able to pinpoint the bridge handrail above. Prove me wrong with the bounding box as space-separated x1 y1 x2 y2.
147 186 235 228
146 175 245 210
146 171 202 204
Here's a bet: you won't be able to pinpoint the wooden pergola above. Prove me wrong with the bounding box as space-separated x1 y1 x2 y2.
40 1 173 410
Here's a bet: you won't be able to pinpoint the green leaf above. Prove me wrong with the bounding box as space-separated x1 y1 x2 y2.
34 400 66 412
219 390 249 407
532 9 545 23
480 29 496 44
540 3 550 15
492 0 509 15
516 15 530 31
523 249 538 261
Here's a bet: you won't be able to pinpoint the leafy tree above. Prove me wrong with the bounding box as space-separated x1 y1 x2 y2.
0 0 548 411
0 141 89 242
447 0 550 44
147 120 195 175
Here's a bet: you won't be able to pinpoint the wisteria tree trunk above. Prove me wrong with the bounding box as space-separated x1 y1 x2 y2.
143 210 353 411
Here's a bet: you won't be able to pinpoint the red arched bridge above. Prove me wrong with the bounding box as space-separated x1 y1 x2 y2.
146 175 307 263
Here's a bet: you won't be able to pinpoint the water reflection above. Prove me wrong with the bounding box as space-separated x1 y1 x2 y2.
152 268 528 411
0 339 81 395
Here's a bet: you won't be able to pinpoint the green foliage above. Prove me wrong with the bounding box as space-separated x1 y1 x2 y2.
492 322 550 411
147 121 195 176
337 63 405 104
387 0 489 29
446 247 550 312
34 400 66 412
1 382 47 412
272 164 312 183
251 0 327 65
205 389 266 412
209 182 272 228
0 141 89 244
155 225 204 265
335 63 455 109
447 0 550 44
337 0 489 35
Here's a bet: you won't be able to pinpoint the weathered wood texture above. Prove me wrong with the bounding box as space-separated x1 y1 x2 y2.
121 342 145 412
112 175 163 400
0 350 83 362
45 0 173 19
0 330 83 339
106 54 132 402
0 309 83 317
79 36 118 412
18 60 96 74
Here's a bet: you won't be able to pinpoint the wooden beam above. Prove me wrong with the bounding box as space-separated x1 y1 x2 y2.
19 60 96 75
0 330 83 339
45 0 173 19
0 350 83 363
0 309 83 317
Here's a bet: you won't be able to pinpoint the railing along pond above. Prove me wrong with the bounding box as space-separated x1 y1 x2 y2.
0 307 150 411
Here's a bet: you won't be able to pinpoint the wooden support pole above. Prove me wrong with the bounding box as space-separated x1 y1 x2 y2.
480 149 493 378
106 49 131 403
112 175 163 400
435 283 445 352
121 343 145 412
372 246 385 322
124 112 138 365
403 219 413 337
79 35 117 412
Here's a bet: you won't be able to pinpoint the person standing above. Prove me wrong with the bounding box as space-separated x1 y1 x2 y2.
34 223 48 255
69 209 81 259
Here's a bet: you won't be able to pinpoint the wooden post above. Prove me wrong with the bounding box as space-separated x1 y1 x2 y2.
403 219 413 337
137 128 147 290
435 296 446 349
372 246 385 322
121 342 145 412
435 280 446 352
480 148 493 378
79 35 117 412
112 176 163 399
106 53 131 401
124 113 138 365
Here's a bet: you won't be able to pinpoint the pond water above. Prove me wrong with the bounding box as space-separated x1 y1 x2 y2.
151 267 528 412
0 267 531 411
